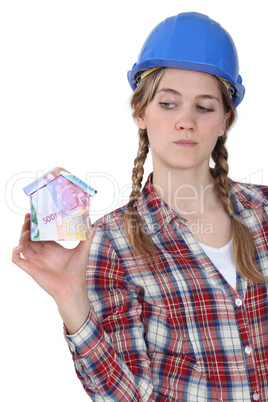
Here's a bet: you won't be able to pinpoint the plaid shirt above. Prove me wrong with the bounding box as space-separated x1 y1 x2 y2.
65 174 268 401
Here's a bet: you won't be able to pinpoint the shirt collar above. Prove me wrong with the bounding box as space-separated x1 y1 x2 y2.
136 173 268 234
229 178 268 216
136 173 186 235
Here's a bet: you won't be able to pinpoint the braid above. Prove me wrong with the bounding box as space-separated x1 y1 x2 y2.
124 68 167 261
124 128 157 261
212 127 267 284
128 129 149 205
211 133 234 216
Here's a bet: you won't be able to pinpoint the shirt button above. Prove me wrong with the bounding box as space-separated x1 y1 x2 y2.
236 298 243 307
253 392 260 400
245 346 252 355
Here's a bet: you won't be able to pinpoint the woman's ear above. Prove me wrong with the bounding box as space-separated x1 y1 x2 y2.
219 110 232 137
135 114 147 130
133 102 147 129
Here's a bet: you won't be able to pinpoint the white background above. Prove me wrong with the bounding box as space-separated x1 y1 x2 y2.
1 1 267 400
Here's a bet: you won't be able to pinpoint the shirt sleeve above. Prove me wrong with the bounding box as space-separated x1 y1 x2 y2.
64 226 155 401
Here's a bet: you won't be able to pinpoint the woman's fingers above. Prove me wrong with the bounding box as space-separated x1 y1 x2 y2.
11 214 94 305
15 219 40 265
18 214 43 254
13 214 94 275
88 219 95 242
70 221 95 267
19 215 30 244
19 226 40 258
82 219 95 252
18 218 30 249
12 243 32 274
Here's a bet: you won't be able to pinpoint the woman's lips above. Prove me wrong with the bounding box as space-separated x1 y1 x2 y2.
174 139 198 148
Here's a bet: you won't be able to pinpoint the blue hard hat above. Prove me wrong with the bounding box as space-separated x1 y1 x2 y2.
127 12 245 107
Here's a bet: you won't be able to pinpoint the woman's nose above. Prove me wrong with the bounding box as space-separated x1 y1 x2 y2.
175 108 196 131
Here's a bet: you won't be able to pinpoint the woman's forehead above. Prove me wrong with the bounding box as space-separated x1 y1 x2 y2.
159 68 217 86
157 68 221 97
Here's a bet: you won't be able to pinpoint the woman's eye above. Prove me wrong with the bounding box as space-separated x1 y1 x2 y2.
159 102 176 109
197 105 214 113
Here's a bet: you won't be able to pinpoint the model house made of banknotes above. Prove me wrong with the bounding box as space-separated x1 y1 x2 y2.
24 167 97 241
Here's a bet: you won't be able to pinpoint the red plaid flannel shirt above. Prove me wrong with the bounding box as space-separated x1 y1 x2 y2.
65 174 268 401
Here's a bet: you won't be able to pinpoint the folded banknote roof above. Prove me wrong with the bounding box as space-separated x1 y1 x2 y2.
23 167 97 198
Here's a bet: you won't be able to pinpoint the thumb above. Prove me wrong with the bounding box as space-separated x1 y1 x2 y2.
76 221 95 255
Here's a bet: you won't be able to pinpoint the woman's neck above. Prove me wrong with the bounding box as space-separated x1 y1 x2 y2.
152 166 219 218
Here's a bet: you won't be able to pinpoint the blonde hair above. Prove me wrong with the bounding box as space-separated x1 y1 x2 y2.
124 68 267 284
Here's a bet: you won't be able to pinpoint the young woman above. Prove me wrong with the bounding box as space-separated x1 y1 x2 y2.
12 12 268 401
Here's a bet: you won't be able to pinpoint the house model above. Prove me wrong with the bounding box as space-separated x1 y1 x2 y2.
24 167 97 241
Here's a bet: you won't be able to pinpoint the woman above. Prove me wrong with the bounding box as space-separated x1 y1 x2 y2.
12 12 268 401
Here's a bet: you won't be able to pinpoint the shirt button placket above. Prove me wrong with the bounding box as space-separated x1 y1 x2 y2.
235 298 243 307
233 295 260 400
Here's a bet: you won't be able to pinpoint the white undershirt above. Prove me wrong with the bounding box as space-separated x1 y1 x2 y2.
198 239 237 289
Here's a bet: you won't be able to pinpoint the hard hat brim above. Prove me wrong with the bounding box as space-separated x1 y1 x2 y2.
127 61 244 108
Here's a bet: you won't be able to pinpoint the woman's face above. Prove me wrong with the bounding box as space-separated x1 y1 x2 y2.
135 68 230 174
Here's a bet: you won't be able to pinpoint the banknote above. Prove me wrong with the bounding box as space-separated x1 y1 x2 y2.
24 167 97 241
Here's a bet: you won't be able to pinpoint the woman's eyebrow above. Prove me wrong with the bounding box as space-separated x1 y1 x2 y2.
156 88 220 102
156 88 181 96
196 94 220 102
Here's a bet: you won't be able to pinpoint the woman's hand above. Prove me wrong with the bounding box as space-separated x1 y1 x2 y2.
12 213 95 334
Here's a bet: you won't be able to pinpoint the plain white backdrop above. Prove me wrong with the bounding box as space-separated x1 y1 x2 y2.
1 1 267 400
